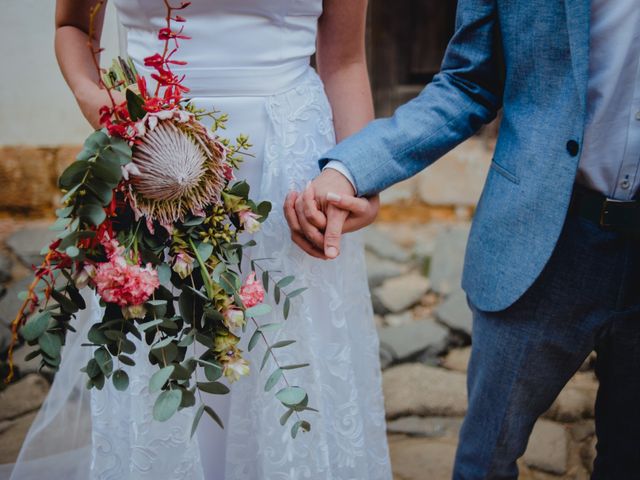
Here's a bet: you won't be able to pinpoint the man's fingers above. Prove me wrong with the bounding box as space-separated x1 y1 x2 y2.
326 192 370 216
294 192 325 249
324 205 349 259
284 191 302 233
291 232 328 260
302 184 327 229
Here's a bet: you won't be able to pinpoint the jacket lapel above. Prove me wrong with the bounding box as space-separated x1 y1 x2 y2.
564 0 591 112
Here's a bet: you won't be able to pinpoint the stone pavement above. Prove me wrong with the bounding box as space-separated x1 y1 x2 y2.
0 137 599 478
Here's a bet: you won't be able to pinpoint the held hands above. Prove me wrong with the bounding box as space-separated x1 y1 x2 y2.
284 169 379 260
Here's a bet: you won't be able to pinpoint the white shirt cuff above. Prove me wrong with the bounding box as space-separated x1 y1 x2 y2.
323 160 357 192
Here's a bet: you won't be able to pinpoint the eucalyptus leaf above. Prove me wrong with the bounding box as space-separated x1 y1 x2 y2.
77 203 107 227
112 369 130 391
157 264 172 285
287 288 308 299
138 319 164 332
118 354 136 366
281 363 310 370
191 404 206 438
248 329 261 352
280 408 294 426
38 332 62 360
276 276 295 289
149 365 175 393
204 405 224 429
271 340 296 349
197 242 214 262
283 297 291 320
276 386 307 407
245 304 272 318
21 311 51 342
264 368 283 392
261 270 270 293
197 381 230 395
94 347 113 376
153 389 182 422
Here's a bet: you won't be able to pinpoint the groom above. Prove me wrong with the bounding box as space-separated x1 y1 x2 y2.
284 0 640 478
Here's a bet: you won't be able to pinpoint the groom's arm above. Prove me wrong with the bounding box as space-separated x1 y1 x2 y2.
321 0 503 197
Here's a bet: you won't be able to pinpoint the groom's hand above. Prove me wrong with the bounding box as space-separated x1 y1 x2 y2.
283 169 379 259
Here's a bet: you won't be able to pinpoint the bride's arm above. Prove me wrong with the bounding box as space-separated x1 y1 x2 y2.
55 0 124 129
317 0 373 142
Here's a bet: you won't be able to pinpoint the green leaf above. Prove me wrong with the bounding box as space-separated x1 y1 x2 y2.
84 130 110 152
21 311 51 341
287 288 307 299
271 340 296 349
146 299 167 318
260 349 271 371
51 289 79 314
152 336 173 350
94 347 113 376
109 136 132 163
274 286 281 305
259 322 284 333
191 404 206 438
197 242 214 262
88 325 108 345
204 405 224 429
112 369 129 391
85 358 101 378
118 354 136 366
276 276 295 289
204 363 223 382
38 332 61 359
283 297 291 320
138 319 164 332
153 389 182 422
280 408 295 426
291 420 311 438
264 368 282 392
182 216 205 227
276 386 307 407
92 157 122 184
157 264 172 285
245 304 272 317
126 89 147 121
77 203 107 227
149 365 175 393
65 246 80 258
86 178 114 205
59 160 90 189
197 381 230 395
248 329 261 352
261 270 269 293
281 363 310 370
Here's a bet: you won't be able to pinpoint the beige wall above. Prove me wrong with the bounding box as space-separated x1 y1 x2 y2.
0 1 120 146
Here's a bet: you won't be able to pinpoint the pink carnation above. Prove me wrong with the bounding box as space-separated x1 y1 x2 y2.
94 255 160 309
239 272 265 308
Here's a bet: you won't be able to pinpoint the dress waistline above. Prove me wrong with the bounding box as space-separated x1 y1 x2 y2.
132 59 313 98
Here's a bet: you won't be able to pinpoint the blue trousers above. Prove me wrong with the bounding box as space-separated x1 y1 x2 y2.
453 212 640 479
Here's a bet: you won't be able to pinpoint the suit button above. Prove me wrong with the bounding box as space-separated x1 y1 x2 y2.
566 140 580 157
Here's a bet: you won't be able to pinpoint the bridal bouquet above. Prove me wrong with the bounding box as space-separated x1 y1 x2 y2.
6 0 312 437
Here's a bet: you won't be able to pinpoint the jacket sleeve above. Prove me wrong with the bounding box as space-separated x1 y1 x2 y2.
320 0 503 196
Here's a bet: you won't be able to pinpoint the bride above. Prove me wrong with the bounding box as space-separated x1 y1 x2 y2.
6 0 391 479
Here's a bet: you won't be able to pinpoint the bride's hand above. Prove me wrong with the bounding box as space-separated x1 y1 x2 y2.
75 84 126 130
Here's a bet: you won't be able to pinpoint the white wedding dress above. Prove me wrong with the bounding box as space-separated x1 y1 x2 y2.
4 1 391 479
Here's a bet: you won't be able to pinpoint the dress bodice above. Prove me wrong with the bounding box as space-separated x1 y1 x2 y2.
113 0 323 94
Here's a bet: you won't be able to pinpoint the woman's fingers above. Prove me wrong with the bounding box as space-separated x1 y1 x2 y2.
291 232 329 259
303 184 328 229
294 189 325 249
284 191 302 233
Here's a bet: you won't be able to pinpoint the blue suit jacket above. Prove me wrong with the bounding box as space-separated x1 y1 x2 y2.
321 0 591 312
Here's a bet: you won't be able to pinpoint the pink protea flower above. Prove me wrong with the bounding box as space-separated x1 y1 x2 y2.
93 254 160 318
239 272 265 308
238 210 261 234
